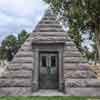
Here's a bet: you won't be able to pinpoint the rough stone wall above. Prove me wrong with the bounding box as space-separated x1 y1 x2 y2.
65 79 100 96
63 41 96 79
0 35 34 96
63 41 100 96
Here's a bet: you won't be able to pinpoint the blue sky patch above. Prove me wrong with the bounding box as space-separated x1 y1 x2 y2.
0 0 48 43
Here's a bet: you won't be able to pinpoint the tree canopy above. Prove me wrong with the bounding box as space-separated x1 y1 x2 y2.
0 30 29 61
1 35 17 49
18 30 29 48
44 0 100 61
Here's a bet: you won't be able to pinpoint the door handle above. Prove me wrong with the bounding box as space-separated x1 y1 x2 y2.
47 66 51 73
47 66 51 80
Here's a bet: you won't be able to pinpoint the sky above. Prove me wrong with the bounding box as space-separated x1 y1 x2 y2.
0 0 92 50
0 0 48 43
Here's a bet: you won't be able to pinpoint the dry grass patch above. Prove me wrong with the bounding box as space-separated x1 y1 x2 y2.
89 64 100 79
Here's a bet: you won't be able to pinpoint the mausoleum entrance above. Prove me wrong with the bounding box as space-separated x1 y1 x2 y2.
32 44 64 92
39 52 58 89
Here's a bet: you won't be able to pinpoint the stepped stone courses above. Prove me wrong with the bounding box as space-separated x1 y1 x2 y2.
0 9 99 96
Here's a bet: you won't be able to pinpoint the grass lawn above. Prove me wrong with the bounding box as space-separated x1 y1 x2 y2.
0 96 100 100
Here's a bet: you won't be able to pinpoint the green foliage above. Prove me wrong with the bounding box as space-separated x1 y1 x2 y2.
0 35 17 61
44 0 100 60
1 35 17 49
83 46 95 61
0 30 29 61
0 47 7 60
68 25 83 52
18 30 29 48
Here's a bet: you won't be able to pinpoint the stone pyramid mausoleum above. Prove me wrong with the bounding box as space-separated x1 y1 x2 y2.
0 9 100 96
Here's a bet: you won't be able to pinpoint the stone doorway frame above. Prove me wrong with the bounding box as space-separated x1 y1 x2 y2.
32 43 64 92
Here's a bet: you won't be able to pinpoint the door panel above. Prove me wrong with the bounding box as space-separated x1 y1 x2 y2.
39 53 58 89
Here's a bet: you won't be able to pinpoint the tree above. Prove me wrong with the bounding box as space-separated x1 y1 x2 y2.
1 35 17 61
68 25 83 52
18 30 29 48
44 0 100 60
0 47 7 60
0 30 29 61
83 46 95 61
1 35 17 49
91 33 99 63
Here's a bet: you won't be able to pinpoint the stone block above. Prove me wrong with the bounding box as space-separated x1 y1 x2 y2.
15 51 33 57
0 70 32 78
12 57 33 63
65 79 100 87
7 63 33 70
64 51 81 57
64 63 90 70
64 57 87 63
0 87 31 96
0 78 32 87
65 87 100 96
64 70 96 78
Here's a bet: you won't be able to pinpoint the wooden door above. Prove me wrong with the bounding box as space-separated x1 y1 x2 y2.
39 52 58 89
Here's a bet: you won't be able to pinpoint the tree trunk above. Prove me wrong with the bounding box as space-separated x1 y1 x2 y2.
96 37 100 60
95 24 100 61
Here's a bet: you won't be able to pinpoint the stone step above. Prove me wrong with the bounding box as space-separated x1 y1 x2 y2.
32 90 64 96
65 87 100 96
0 87 31 96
